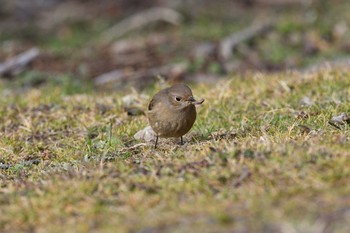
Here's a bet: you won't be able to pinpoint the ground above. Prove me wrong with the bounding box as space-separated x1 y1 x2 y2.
1 0 350 232
1 67 350 232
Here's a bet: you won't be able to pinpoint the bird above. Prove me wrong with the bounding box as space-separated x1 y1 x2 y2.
147 83 204 148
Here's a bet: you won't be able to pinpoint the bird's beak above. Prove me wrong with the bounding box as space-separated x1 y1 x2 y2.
187 96 196 102
187 96 205 105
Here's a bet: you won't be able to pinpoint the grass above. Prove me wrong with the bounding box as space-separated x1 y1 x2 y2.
1 67 350 232
1 1 350 231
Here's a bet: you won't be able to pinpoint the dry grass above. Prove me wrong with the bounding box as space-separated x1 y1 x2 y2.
1 67 350 233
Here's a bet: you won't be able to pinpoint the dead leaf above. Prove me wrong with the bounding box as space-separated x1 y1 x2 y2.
298 125 312 134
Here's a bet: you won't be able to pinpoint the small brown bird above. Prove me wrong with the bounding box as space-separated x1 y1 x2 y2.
147 83 204 148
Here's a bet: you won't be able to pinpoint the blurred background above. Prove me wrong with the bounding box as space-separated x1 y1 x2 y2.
1 0 350 91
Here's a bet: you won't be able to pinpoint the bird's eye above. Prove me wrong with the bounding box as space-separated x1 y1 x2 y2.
175 96 181 101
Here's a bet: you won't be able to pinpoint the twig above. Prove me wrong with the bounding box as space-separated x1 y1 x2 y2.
328 121 342 130
233 166 251 188
328 112 350 130
94 63 187 87
219 20 274 61
99 7 183 44
301 56 350 74
0 47 40 77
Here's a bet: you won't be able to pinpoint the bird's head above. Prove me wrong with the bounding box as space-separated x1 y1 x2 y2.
167 83 204 109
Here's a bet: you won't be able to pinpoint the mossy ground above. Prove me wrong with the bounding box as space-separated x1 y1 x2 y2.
1 68 350 232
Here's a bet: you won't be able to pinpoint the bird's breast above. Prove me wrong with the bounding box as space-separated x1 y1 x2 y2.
149 105 196 137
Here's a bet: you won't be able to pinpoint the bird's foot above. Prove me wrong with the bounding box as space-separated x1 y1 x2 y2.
179 136 185 145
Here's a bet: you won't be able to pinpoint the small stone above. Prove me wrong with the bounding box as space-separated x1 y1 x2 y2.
300 96 314 106
134 126 157 142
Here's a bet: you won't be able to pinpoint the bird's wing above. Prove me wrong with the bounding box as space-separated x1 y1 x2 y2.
148 97 156 111
148 89 167 111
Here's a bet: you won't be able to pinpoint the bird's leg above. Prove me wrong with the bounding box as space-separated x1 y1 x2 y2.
180 136 184 145
154 135 159 149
